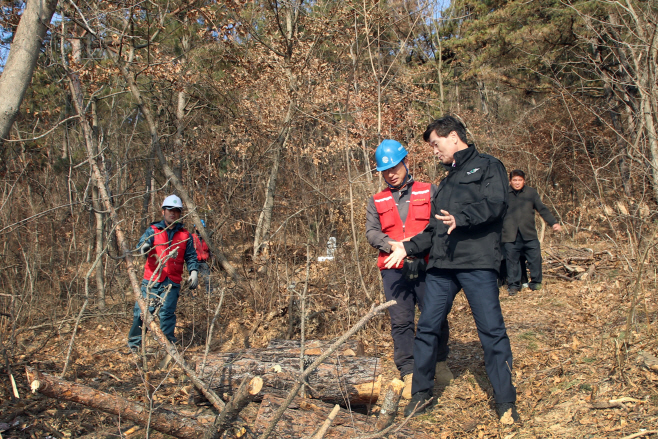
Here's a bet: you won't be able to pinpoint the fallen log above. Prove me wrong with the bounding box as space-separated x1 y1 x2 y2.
26 367 211 439
266 339 365 357
195 347 381 405
205 375 263 439
254 394 431 439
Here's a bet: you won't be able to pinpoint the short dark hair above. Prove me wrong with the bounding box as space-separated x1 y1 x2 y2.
509 169 526 180
423 115 468 143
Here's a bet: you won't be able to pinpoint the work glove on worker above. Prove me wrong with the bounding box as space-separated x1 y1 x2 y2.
139 241 152 256
402 257 426 281
188 270 199 289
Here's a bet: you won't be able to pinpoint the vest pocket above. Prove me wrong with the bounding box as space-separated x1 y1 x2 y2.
411 199 431 220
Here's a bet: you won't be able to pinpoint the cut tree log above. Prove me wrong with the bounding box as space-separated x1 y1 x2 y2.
26 367 212 439
194 347 381 405
266 339 365 357
254 394 432 439
204 375 263 439
373 379 404 432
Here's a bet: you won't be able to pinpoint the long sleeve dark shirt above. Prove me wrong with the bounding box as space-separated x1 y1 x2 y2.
501 185 557 243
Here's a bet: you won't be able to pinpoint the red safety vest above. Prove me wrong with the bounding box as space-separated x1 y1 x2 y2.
373 182 431 270
192 233 210 261
143 225 190 284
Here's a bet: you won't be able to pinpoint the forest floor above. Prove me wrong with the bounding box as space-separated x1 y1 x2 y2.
2 240 658 439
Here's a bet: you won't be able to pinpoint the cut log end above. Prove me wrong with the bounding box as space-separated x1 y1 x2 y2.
249 376 264 395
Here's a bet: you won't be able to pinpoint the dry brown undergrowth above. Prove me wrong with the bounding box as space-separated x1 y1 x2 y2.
1 239 657 439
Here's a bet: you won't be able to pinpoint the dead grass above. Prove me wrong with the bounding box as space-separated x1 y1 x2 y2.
1 239 657 438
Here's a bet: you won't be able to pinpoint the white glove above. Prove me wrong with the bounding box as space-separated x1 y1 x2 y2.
188 270 199 289
139 241 151 256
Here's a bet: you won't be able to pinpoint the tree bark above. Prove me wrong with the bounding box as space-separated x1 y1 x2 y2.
26 367 210 439
373 379 404 432
253 104 293 259
204 376 263 439
265 339 365 357
253 394 431 439
194 347 381 405
0 0 58 149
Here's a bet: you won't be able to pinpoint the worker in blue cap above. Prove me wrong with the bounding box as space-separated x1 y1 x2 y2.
365 139 453 400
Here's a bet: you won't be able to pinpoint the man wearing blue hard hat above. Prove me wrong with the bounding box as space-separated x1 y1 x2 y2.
192 219 212 293
127 194 199 352
366 139 453 400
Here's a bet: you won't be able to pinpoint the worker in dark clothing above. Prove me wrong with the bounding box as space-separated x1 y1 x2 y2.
385 116 518 423
192 219 212 293
502 170 562 295
128 195 198 351
366 139 453 400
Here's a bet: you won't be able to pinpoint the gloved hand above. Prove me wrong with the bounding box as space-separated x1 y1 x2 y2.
139 241 152 256
402 258 426 281
188 270 199 289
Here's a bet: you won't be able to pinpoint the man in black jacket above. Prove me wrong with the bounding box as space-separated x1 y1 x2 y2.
386 116 518 423
502 170 562 295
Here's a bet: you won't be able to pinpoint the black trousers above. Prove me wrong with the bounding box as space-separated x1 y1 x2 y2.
411 268 516 404
504 233 542 289
381 268 450 378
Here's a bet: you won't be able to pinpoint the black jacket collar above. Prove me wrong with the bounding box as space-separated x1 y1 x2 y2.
443 144 478 171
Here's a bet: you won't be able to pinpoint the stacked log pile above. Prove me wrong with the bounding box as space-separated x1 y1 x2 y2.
27 337 419 439
543 245 617 281
194 339 381 405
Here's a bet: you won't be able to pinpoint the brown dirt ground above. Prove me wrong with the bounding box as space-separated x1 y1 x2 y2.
2 244 657 439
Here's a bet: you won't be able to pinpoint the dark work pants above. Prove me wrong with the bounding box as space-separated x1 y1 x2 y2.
411 269 516 404
381 268 450 378
128 278 180 348
504 233 542 289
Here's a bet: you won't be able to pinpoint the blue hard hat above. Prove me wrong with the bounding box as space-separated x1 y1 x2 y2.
375 140 408 171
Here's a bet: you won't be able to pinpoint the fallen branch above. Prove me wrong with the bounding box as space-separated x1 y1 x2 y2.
309 404 340 439
373 379 404 432
204 375 263 439
26 367 208 439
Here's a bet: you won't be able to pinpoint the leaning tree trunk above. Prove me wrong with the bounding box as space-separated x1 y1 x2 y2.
0 0 58 150
253 103 293 260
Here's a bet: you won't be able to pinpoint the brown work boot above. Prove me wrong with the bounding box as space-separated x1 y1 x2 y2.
402 374 413 400
435 361 454 386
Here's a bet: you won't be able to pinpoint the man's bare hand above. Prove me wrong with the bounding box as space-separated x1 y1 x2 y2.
552 223 562 232
385 241 408 268
436 209 456 234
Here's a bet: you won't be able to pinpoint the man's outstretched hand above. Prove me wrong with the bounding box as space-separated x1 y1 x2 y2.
436 209 456 234
385 241 408 269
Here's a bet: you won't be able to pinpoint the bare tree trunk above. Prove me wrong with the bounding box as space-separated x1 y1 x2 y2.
0 0 58 150
253 91 294 259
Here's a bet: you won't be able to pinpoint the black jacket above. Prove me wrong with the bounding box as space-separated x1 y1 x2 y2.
501 185 557 242
403 145 508 272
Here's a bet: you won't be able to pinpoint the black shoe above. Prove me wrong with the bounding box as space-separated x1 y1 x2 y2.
508 287 519 296
403 391 436 417
529 283 542 291
496 402 520 424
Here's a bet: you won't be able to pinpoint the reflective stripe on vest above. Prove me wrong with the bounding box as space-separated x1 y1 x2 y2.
192 233 210 261
143 225 190 284
373 182 431 270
